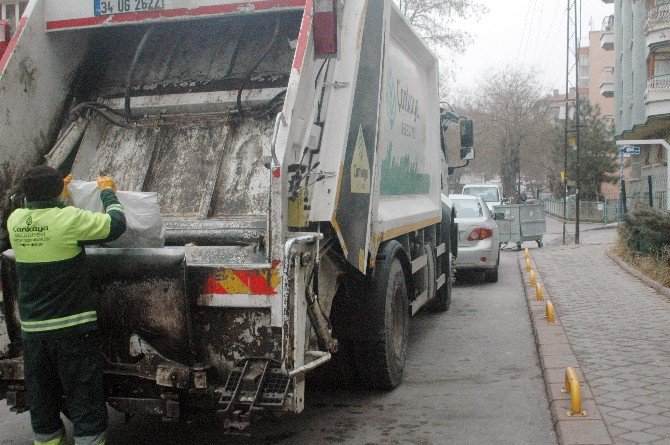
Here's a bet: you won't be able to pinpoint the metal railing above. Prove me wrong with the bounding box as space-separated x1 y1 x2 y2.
543 199 619 223
601 66 614 85
646 2 670 33
647 74 670 91
543 195 668 223
602 14 614 32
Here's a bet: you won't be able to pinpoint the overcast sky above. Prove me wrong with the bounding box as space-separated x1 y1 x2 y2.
451 0 614 96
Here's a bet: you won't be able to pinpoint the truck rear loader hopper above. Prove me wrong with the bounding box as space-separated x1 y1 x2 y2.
0 0 466 427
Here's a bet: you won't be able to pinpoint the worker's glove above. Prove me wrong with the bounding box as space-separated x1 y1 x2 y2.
60 173 74 201
97 176 117 193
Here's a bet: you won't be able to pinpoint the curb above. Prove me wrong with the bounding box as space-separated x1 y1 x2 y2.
605 250 670 299
518 254 613 445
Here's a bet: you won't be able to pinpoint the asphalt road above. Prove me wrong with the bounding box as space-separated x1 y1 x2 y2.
0 251 556 444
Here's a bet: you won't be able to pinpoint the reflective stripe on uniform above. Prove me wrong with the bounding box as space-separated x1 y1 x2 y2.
21 311 97 333
34 429 65 445
105 204 123 213
74 430 106 445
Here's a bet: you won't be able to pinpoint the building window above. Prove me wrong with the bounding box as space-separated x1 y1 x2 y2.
648 51 670 79
0 2 29 37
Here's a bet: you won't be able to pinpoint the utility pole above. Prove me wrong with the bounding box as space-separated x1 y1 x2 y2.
564 0 580 245
573 0 581 244
563 5 569 245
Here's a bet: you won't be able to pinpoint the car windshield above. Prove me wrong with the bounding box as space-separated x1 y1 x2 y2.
463 186 500 203
453 199 483 219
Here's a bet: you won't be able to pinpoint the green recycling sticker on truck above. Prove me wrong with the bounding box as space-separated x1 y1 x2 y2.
380 142 430 196
380 59 430 196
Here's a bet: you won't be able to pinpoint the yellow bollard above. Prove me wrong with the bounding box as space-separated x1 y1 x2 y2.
546 300 556 323
562 367 586 416
535 283 543 301
524 247 530 259
529 269 536 286
525 257 531 272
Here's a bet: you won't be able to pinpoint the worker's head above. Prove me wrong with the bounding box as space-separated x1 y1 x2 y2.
21 165 64 202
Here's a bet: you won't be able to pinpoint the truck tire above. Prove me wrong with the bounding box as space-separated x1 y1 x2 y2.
354 240 409 390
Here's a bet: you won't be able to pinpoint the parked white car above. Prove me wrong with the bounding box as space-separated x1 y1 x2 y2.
461 183 503 212
447 194 501 282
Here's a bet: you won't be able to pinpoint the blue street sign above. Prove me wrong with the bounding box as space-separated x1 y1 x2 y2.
620 145 641 155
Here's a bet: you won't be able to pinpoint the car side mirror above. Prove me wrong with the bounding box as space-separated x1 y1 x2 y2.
494 212 506 221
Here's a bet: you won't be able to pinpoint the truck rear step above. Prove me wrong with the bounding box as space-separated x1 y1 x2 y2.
219 359 290 416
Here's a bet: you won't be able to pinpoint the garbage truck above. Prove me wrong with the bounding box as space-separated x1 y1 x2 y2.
0 0 473 427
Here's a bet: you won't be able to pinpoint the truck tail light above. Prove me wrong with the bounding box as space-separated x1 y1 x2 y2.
313 0 337 57
0 21 9 58
467 228 493 241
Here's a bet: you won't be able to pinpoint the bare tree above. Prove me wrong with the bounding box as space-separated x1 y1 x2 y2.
458 68 552 199
396 0 486 54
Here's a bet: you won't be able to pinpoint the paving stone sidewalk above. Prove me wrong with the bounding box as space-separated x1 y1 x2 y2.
533 243 670 445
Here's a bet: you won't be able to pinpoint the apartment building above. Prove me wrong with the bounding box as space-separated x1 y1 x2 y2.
607 0 670 208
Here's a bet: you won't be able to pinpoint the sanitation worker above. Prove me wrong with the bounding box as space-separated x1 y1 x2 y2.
7 166 126 445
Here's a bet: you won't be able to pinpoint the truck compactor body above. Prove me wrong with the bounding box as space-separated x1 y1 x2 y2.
0 0 468 425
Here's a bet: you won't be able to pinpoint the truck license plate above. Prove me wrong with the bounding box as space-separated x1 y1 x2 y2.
94 0 164 16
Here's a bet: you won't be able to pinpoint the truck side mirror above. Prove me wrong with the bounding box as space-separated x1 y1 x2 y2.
440 113 449 157
459 119 474 160
460 146 475 160
494 212 506 221
460 119 473 148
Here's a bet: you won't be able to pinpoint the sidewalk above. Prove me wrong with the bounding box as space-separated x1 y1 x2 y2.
532 241 670 444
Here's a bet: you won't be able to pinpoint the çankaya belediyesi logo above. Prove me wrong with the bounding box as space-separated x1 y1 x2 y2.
13 215 48 233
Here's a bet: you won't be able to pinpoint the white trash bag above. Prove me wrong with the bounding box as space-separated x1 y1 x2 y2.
66 180 165 248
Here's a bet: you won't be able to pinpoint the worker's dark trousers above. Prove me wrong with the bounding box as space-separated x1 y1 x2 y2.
23 330 108 444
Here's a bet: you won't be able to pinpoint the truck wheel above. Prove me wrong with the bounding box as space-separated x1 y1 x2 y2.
355 241 409 390
428 232 452 312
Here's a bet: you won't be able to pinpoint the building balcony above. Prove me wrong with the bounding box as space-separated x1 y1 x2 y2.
600 67 614 97
646 2 670 47
645 74 670 117
601 15 614 50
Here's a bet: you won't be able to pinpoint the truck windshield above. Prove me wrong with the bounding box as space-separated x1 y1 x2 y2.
452 199 483 219
462 187 500 203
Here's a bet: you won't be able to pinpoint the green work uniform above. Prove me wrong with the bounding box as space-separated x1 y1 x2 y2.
7 189 126 445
